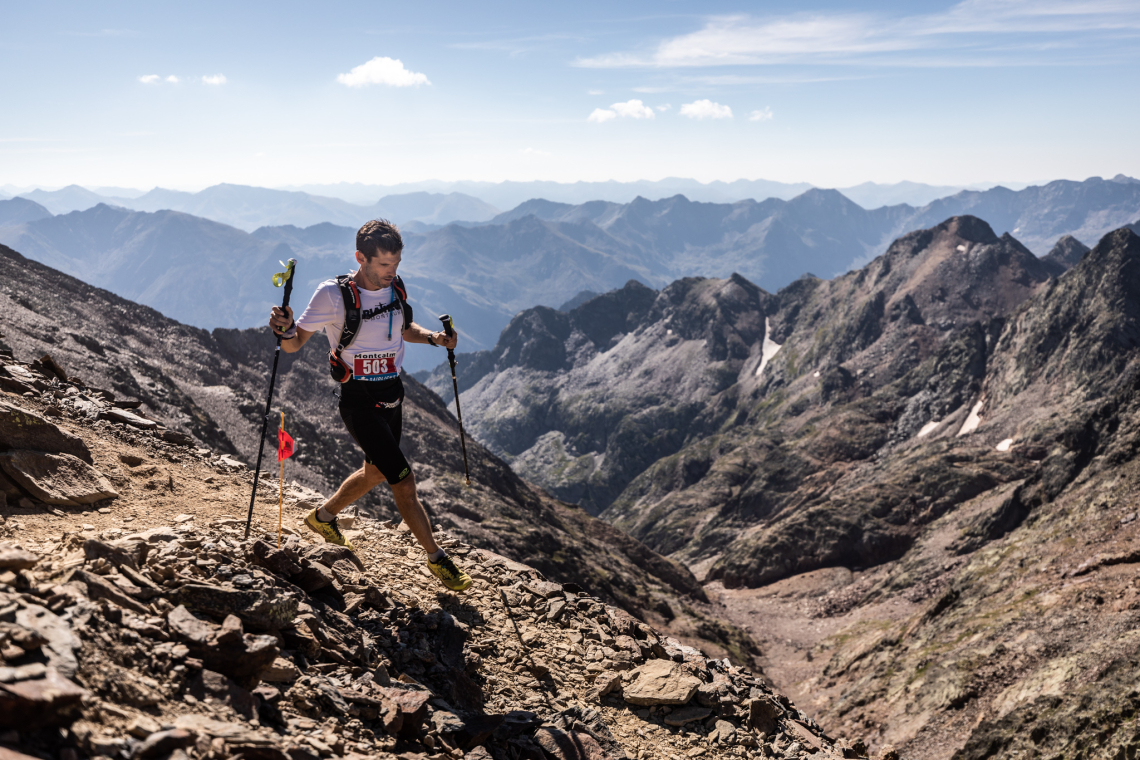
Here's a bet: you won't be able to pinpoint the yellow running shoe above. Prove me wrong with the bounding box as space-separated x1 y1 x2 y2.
304 508 354 551
427 554 472 592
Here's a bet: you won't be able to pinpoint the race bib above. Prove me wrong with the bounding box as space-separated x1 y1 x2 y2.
353 352 398 381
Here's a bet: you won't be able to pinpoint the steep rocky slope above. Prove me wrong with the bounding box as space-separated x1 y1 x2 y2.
428 219 1140 757
0 388 851 760
0 242 753 662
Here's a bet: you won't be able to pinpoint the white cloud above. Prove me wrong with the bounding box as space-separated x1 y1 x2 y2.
588 108 617 123
202 74 227 85
138 74 160 84
165 75 180 84
336 57 430 88
749 107 774 121
657 104 671 111
588 89 604 95
611 99 655 119
680 99 733 119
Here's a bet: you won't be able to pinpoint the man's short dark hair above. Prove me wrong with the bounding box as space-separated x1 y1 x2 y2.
357 219 404 260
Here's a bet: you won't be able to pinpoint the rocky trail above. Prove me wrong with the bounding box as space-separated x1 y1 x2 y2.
0 358 859 760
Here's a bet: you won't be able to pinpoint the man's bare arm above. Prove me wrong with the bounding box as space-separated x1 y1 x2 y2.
403 321 457 350
269 305 316 354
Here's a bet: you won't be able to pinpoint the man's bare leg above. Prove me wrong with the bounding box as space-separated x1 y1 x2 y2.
320 462 386 516
390 472 441 556
319 463 441 556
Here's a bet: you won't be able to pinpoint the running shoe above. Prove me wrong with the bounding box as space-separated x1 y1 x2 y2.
427 554 472 592
304 508 354 551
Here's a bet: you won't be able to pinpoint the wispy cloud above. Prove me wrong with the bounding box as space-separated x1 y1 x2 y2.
657 104 672 111
588 89 604 95
451 33 582 58
138 74 161 85
166 75 180 84
749 107 774 121
574 1 1140 68
202 74 227 85
680 99 733 119
588 108 616 123
336 57 430 87
63 28 138 37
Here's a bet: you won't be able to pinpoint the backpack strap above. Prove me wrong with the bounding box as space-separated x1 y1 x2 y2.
392 275 411 332
333 272 412 354
334 274 363 353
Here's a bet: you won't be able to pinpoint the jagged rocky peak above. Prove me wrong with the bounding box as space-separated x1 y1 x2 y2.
865 215 1050 319
1041 233 1091 276
749 215 1053 401
985 226 1140 407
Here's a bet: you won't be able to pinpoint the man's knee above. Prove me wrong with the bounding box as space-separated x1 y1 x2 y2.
390 469 416 496
363 461 387 486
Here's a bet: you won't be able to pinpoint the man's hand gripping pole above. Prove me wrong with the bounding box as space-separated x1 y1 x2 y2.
245 259 296 539
439 314 471 487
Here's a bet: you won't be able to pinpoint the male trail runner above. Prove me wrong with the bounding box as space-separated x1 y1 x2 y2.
268 219 472 592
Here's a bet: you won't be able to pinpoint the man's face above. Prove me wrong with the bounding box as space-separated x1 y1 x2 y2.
356 249 401 289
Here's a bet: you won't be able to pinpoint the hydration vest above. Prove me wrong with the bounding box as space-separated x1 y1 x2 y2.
328 274 412 383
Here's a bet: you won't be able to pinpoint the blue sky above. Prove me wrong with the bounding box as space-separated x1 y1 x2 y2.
2 0 1138 190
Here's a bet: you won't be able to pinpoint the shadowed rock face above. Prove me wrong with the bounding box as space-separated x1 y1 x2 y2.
429 275 772 514
433 217 1058 570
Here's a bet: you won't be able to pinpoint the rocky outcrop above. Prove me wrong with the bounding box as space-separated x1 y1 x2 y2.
1040 233 1090 276
428 276 772 514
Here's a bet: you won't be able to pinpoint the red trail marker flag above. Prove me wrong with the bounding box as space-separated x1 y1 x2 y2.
278 426 295 462
276 412 294 547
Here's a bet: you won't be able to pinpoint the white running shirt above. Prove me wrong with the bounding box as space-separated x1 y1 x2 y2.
296 278 406 382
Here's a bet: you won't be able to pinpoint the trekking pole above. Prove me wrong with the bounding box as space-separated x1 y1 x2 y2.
439 314 471 487
245 259 297 539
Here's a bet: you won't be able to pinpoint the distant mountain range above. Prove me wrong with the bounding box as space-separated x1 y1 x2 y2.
282 177 999 210
1 175 1138 371
12 183 500 231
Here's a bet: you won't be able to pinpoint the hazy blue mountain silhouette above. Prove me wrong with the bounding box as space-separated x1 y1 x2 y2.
19 185 112 215
907 176 1140 254
14 183 499 231
0 204 297 328
0 197 53 226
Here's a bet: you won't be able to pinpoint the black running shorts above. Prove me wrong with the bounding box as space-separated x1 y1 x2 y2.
338 377 412 485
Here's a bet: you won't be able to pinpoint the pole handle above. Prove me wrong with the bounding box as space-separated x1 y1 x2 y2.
439 314 455 338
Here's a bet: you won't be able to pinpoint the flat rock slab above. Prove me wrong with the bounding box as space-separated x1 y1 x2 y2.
622 659 702 706
176 583 298 631
664 705 712 726
0 402 91 463
15 604 79 678
0 668 86 729
0 451 117 506
173 714 268 743
100 407 158 430
0 542 38 571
